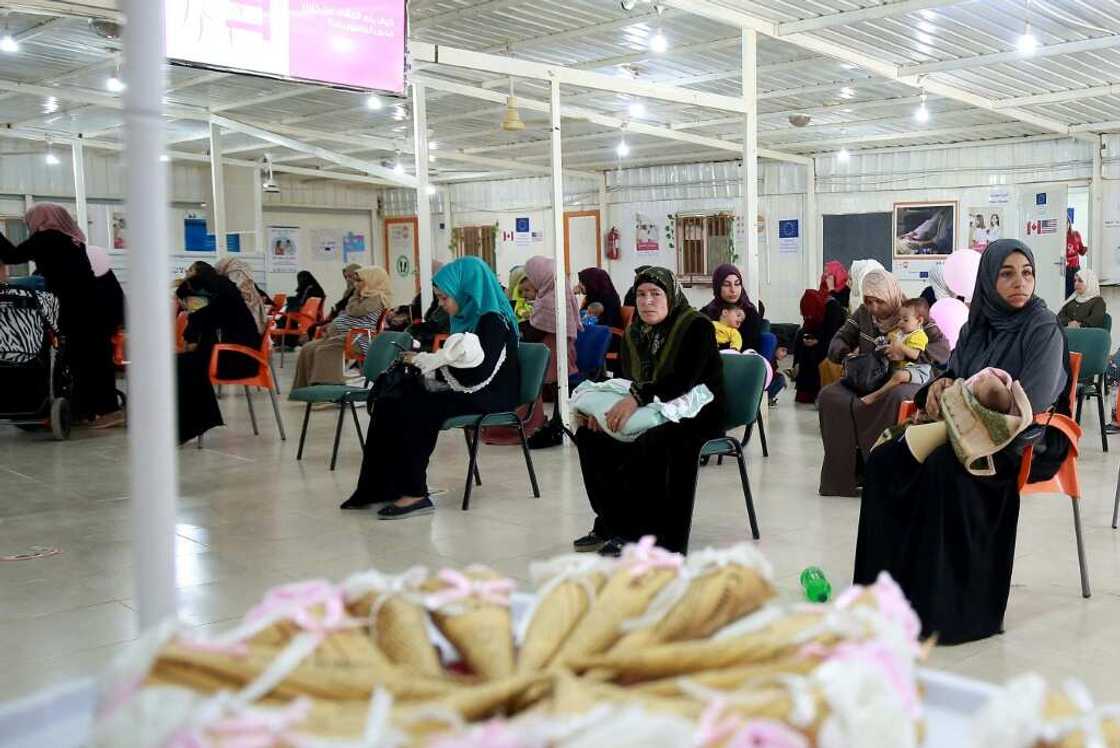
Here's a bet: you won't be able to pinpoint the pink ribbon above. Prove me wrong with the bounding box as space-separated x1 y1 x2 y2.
426 569 515 609
622 535 683 578
169 697 313 748
697 698 743 747
698 701 809 748
244 579 353 637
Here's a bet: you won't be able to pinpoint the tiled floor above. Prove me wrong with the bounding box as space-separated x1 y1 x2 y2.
1 367 1119 705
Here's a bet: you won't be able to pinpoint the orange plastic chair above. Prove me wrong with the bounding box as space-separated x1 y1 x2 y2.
111 328 128 369
271 293 287 313
621 306 635 327
344 327 375 366
606 307 637 365
269 297 322 368
898 352 1089 598
208 328 286 443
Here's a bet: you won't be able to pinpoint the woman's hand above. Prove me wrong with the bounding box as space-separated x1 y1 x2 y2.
604 395 639 433
923 377 956 420
882 340 907 362
401 351 418 365
1068 320 1082 328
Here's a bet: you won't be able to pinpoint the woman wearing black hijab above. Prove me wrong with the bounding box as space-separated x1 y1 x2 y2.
278 271 326 346
853 240 1071 644
576 267 623 329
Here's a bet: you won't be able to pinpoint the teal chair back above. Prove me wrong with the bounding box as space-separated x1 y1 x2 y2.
517 343 551 408
719 353 768 431
1104 313 1113 333
363 331 413 381
1065 327 1110 380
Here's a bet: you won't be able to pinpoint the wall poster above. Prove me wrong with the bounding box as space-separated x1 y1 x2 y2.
311 228 341 260
893 201 957 259
266 226 300 273
967 207 1005 252
635 213 659 252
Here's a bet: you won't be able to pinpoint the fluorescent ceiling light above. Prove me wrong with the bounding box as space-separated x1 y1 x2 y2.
0 35 19 53
650 30 668 53
628 101 646 118
106 75 125 93
616 139 630 157
837 148 850 162
366 95 382 110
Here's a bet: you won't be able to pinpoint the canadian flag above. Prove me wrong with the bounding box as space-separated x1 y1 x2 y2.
1026 221 1039 235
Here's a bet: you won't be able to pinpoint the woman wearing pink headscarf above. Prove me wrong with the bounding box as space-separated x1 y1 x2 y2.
0 203 122 424
518 255 582 448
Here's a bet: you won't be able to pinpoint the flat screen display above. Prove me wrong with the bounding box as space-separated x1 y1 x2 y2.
165 0 406 94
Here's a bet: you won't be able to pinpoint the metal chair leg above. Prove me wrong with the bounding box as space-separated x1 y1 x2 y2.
244 386 259 436
462 429 481 486
268 388 286 441
1071 496 1091 598
350 401 364 449
735 442 760 539
279 343 285 369
1096 376 1108 453
1075 392 1084 424
296 403 311 460
1113 459 1120 529
462 423 484 511
756 410 769 457
516 420 541 498
329 402 346 471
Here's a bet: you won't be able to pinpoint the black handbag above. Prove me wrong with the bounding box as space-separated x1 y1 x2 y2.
367 358 423 414
840 352 892 396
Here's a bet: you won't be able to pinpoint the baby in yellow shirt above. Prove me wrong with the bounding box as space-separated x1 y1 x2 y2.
861 298 932 405
712 302 745 352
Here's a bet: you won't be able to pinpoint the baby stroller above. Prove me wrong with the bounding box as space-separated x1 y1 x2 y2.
0 285 73 440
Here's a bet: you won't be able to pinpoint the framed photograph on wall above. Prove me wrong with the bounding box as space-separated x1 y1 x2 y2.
893 201 957 259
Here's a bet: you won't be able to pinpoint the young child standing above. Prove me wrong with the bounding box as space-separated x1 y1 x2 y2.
712 301 745 351
861 298 931 405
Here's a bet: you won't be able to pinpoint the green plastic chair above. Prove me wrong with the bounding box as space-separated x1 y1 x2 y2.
1066 327 1111 453
441 342 550 510
1103 313 1113 333
688 353 766 551
289 331 412 470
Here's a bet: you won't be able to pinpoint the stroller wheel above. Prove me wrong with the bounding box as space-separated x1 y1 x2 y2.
50 398 71 441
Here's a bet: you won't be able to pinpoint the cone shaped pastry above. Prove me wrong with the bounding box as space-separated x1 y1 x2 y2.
631 657 820 696
395 672 548 741
518 571 607 673
343 568 444 678
422 567 516 680
547 563 681 667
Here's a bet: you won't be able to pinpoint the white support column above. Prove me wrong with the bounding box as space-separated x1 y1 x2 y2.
208 121 227 258
444 186 455 265
741 30 760 303
549 77 570 430
412 82 434 311
71 140 88 240
123 0 178 629
253 165 265 287
599 175 609 272
805 157 817 287
1091 135 1104 276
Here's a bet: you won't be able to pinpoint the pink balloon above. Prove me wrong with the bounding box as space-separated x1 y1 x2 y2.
942 249 981 301
929 298 969 349
85 244 111 277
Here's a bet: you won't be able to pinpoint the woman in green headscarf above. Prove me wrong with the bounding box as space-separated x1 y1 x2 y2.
507 265 533 322
343 257 521 519
573 266 725 555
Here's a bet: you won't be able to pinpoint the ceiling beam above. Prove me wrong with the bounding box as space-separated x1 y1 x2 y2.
572 36 742 72
411 74 811 165
901 35 1120 77
11 16 69 42
994 83 1120 109
0 79 204 121
410 42 746 114
776 0 966 35
208 114 417 188
767 122 1037 151
4 1 121 22
661 0 1089 141
209 87 313 113
481 8 675 54
412 0 524 29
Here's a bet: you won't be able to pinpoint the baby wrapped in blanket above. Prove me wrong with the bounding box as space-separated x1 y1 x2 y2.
569 378 713 442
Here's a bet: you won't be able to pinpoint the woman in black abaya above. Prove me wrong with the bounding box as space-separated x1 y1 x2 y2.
853 240 1071 644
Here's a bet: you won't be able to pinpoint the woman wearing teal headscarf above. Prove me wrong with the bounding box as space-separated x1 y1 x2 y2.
343 257 521 518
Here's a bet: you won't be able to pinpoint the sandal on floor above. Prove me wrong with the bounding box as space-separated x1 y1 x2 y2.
378 497 435 520
573 531 606 553
597 537 624 558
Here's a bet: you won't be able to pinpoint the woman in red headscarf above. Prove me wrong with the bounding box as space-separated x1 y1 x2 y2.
0 203 121 424
791 261 851 403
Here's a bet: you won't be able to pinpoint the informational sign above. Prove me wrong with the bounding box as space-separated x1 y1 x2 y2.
893 259 938 282
165 0 407 94
311 228 341 260
396 254 411 277
515 216 531 248
967 207 1004 251
266 225 300 273
777 219 801 254
531 231 544 242
342 231 366 262
1020 184 1067 310
989 186 1011 205
635 214 659 252
111 211 127 250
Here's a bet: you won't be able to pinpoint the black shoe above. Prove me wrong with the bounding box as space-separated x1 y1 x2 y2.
377 497 435 520
597 538 624 557
699 455 711 467
573 531 606 553
528 424 563 449
768 397 779 407
340 493 376 510
1106 424 1120 436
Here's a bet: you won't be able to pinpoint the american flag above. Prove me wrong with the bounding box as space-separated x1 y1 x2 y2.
1039 219 1058 234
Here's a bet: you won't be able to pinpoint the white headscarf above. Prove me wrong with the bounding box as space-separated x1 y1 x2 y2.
927 262 952 301
1066 268 1101 304
848 259 886 314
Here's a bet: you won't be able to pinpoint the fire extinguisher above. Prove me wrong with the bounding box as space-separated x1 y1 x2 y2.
606 226 621 260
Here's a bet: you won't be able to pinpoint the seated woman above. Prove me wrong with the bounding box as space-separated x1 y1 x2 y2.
215 257 268 337
0 204 120 425
519 255 581 449
341 257 521 519
175 262 261 444
919 262 954 309
576 267 623 329
699 264 762 353
573 267 724 556
277 271 326 347
309 264 360 339
817 268 950 497
792 261 850 403
290 266 391 389
507 265 533 322
1057 268 1107 329
854 240 1071 644
405 262 452 351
